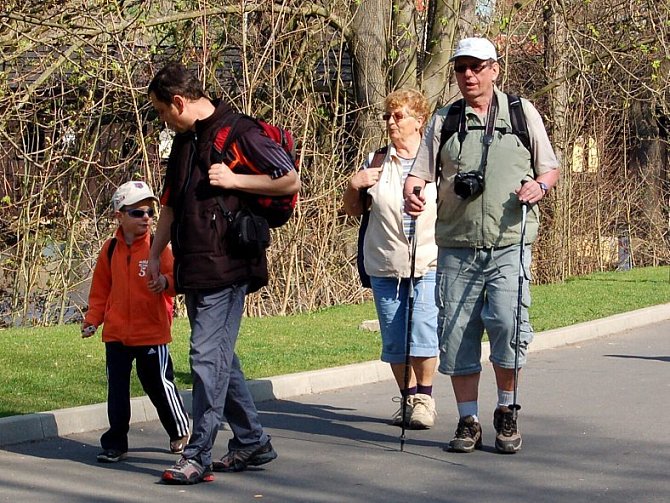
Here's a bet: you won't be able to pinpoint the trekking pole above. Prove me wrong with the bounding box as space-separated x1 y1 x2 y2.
511 202 528 420
400 186 421 452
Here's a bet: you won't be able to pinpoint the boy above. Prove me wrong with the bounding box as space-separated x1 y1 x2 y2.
82 180 190 463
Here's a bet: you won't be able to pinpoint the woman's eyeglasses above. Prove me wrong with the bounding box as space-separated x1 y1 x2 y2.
454 62 490 74
382 111 411 122
125 208 155 218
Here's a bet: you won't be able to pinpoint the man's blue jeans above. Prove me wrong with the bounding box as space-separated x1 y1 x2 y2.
182 282 268 466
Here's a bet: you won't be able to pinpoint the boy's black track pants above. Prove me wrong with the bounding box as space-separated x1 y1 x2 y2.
100 342 189 453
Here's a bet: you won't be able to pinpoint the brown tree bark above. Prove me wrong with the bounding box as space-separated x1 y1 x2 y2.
350 0 390 153
543 0 571 279
391 0 419 90
422 0 467 108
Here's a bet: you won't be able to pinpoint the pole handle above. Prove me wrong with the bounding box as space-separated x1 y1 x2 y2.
519 179 530 209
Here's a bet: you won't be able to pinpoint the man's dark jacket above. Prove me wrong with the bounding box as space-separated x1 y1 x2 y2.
164 100 268 293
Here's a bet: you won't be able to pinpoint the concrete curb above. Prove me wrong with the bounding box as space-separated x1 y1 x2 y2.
2 303 669 448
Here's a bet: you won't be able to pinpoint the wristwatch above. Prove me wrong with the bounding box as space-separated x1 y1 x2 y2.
538 181 549 195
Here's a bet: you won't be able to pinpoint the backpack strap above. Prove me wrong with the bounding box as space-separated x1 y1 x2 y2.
436 99 465 179
369 145 388 169
437 99 465 155
211 113 244 165
107 237 117 264
210 113 245 222
360 145 388 209
506 94 532 154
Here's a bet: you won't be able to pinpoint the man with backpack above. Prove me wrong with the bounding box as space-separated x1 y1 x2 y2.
147 62 300 484
404 37 560 454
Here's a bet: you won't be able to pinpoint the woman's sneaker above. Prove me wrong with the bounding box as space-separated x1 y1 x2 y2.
96 449 127 463
212 437 278 472
161 457 214 485
409 393 437 429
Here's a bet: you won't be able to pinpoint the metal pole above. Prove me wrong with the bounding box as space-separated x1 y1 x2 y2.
400 186 421 451
511 203 528 419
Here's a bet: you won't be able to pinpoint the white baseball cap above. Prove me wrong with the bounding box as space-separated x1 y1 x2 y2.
111 181 158 211
450 37 498 61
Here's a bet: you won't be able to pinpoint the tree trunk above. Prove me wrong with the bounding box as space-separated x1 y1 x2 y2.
350 0 390 152
543 0 571 280
422 0 478 109
631 102 665 231
391 0 419 90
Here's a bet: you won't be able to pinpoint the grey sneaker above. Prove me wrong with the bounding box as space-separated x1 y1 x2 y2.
212 437 278 473
96 449 127 463
409 393 437 429
391 395 414 427
161 457 214 484
494 406 522 453
448 415 483 453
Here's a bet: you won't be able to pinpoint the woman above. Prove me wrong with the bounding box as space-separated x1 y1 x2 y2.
343 89 439 429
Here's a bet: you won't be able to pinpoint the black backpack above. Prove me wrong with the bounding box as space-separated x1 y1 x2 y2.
436 94 532 169
357 146 388 288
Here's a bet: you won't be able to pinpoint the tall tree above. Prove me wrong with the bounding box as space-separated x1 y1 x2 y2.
349 0 389 153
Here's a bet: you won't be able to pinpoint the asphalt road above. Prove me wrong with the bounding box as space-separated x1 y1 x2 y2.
1 320 668 503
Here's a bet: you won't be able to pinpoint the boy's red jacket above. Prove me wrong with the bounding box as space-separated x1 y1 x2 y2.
84 228 176 346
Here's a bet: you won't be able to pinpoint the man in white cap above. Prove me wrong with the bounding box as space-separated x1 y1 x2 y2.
404 37 560 454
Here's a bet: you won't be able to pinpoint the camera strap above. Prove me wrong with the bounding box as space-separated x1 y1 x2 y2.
453 94 499 178
477 94 499 178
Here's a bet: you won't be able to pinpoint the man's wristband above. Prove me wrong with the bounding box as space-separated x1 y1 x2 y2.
538 181 549 195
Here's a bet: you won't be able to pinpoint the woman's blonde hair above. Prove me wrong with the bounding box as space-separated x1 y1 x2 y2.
384 88 430 133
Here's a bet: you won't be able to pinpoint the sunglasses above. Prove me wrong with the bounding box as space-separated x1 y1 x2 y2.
382 111 412 122
454 62 490 74
125 208 155 218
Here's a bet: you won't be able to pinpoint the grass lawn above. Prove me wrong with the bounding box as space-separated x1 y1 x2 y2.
0 266 668 417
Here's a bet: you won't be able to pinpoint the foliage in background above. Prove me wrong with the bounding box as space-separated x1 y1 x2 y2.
0 1 668 327
0 266 668 417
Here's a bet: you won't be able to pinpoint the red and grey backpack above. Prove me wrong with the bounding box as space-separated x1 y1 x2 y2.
211 114 299 228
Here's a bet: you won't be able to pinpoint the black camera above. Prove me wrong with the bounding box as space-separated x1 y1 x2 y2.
454 171 485 199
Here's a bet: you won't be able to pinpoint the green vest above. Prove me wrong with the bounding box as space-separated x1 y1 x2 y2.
436 89 539 248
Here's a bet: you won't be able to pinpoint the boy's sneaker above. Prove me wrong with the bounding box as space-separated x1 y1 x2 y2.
409 393 437 429
494 405 522 453
170 435 190 454
448 415 483 453
391 396 414 427
161 457 214 485
212 437 278 472
96 449 127 463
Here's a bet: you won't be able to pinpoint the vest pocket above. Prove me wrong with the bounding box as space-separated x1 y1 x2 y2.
176 201 227 254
